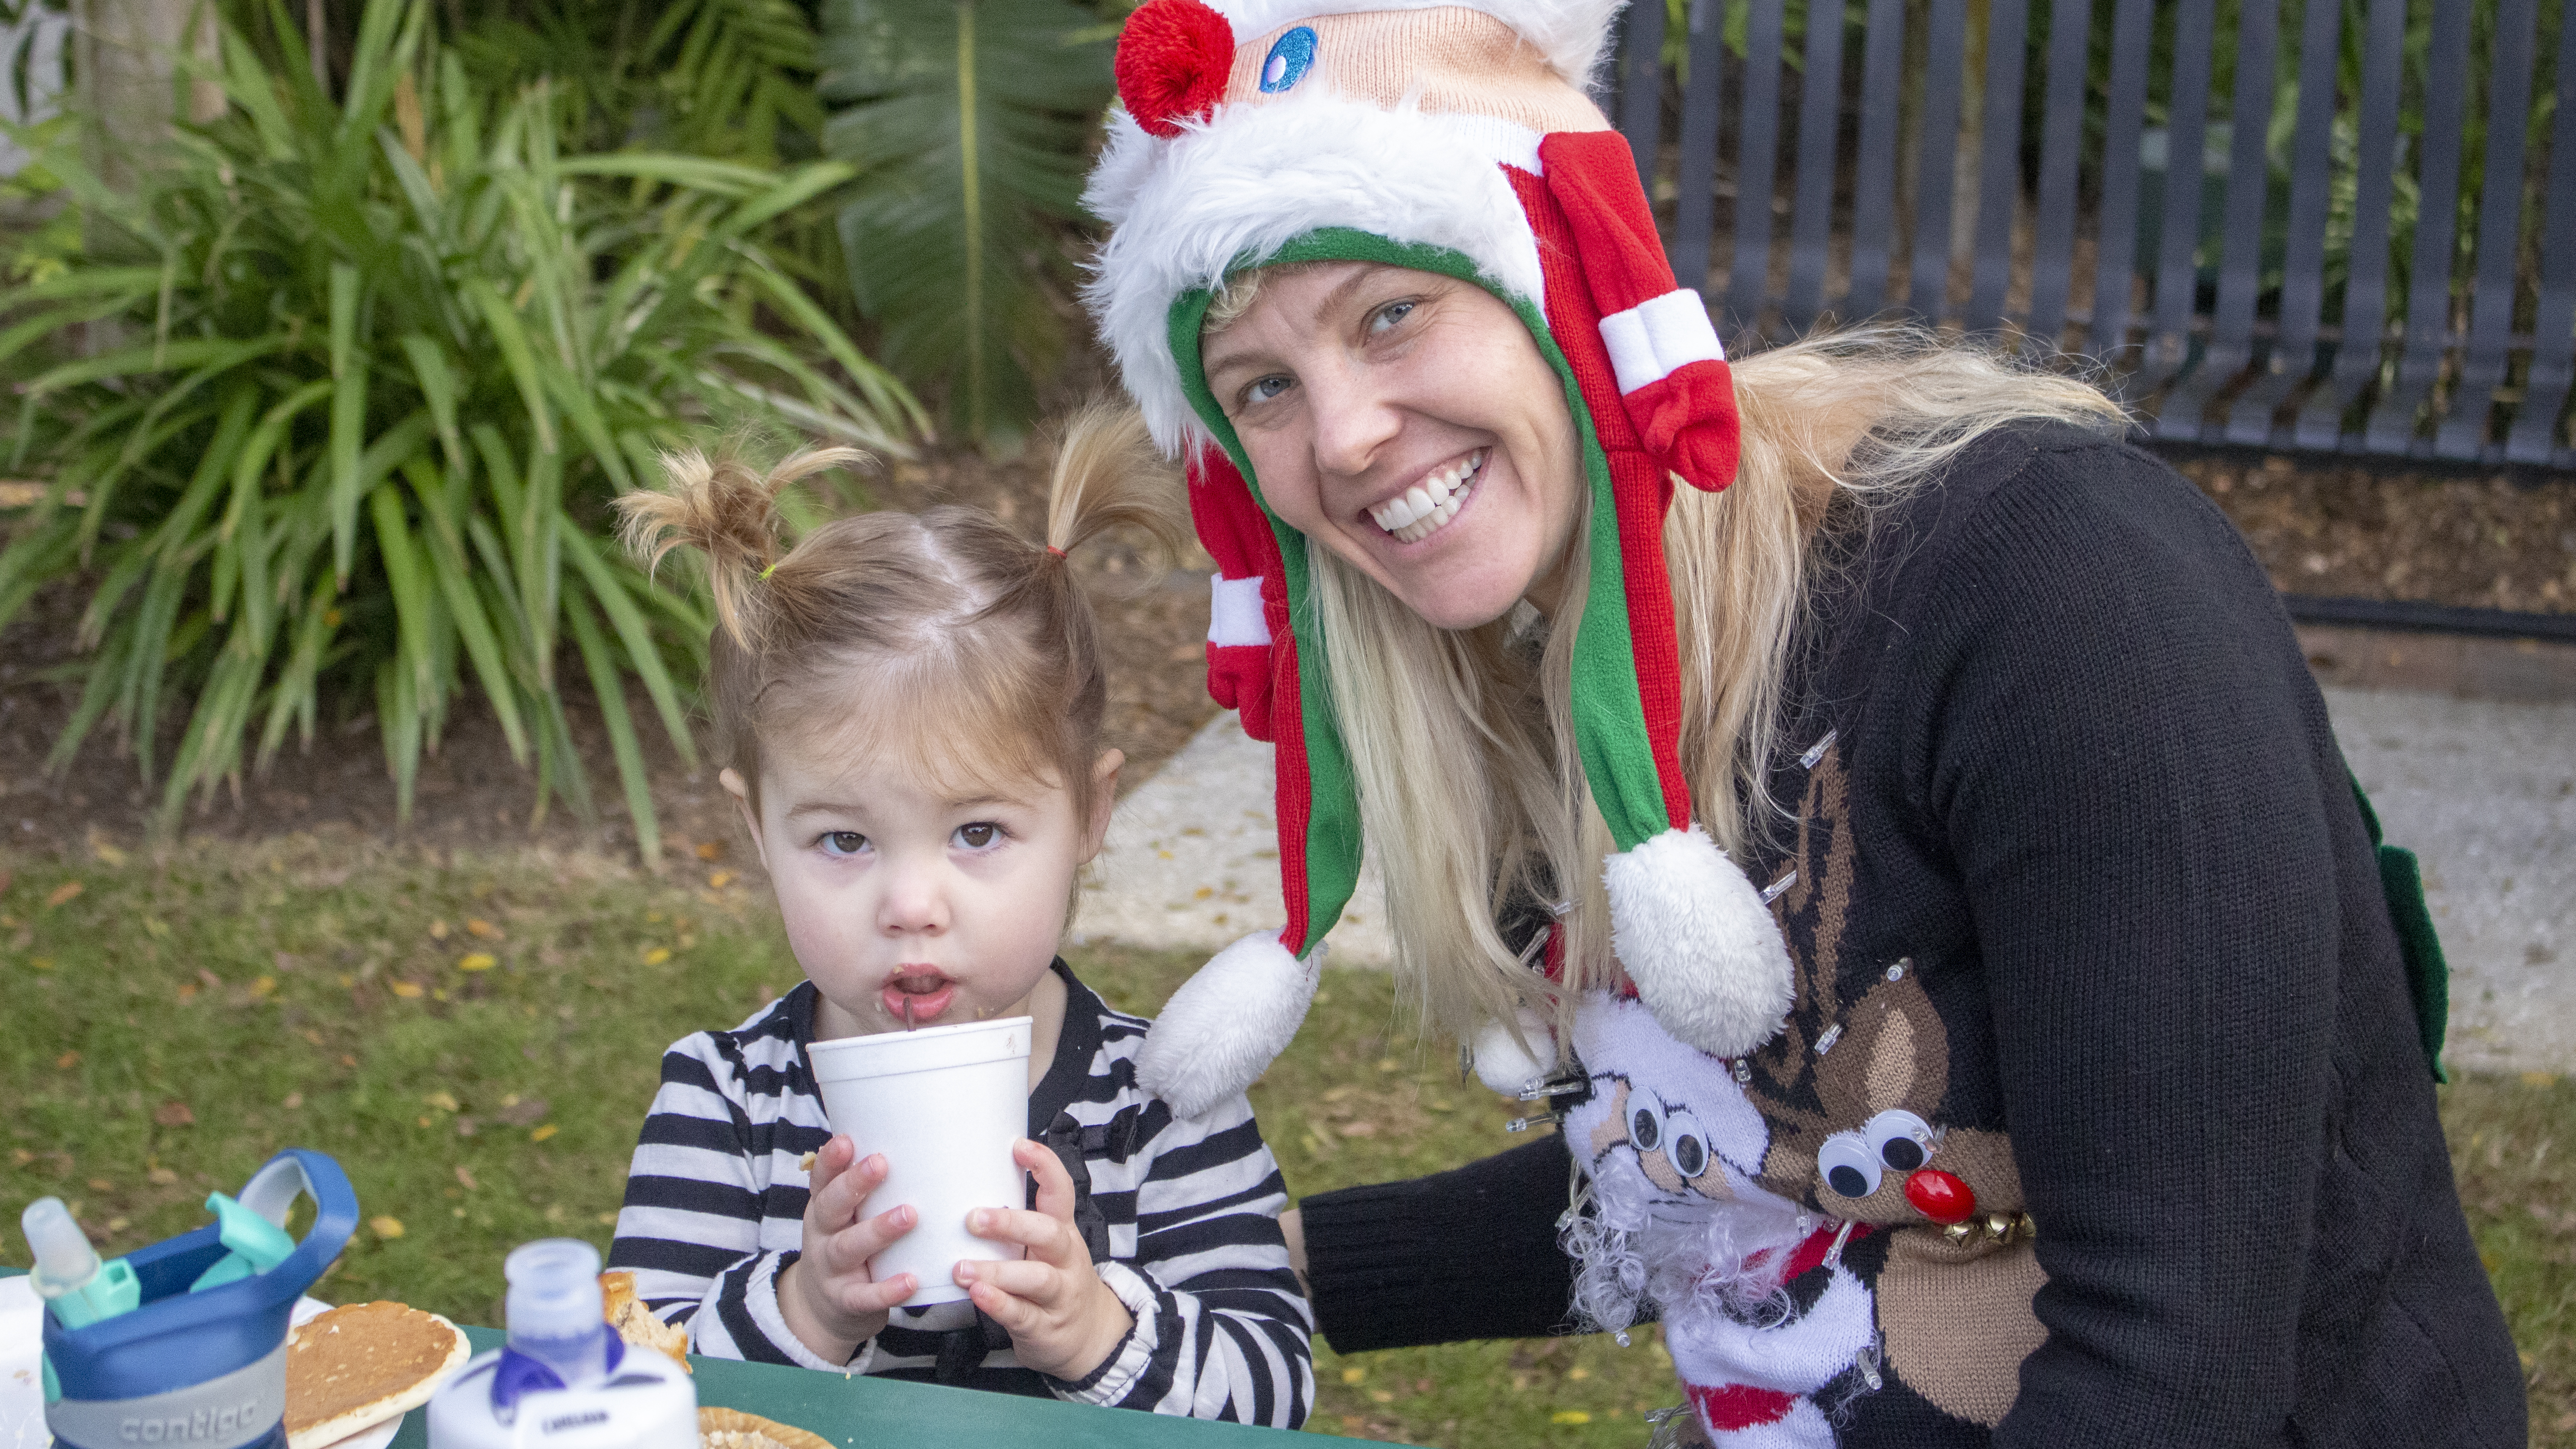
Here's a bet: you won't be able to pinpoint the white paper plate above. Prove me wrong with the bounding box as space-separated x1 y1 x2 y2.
0 1287 403 1449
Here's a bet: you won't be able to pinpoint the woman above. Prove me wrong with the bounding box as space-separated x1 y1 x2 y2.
1083 0 2525 1442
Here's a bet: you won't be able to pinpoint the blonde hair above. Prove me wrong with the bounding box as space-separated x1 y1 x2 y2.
616 406 1180 823
1275 319 2128 1045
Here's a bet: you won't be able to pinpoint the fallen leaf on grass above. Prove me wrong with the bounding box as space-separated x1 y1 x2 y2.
2554 1410 2576 1432
423 1091 461 1113
466 918 501 940
46 881 82 908
54 1050 78 1069
176 983 199 1003
146 1167 177 1186
28 957 53 971
429 920 450 940
86 1178 112 1191
1368 1390 1393 1404
1338 1121 1379 1137
496 1097 548 1127
370 1215 405 1240
1550 1410 1591 1425
708 871 737 889
1341 1368 1367 1385
154 1101 195 1127
2523 1071 2560 1089
641 947 671 966
390 981 425 999
458 953 497 972
455 1166 478 1191
695 841 725 862
529 1124 559 1142
282 1092 303 1110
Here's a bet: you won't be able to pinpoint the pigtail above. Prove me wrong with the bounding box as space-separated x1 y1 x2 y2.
1042 402 1186 564
615 446 867 649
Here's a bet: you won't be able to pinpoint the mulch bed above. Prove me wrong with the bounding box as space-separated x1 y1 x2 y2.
2168 450 2576 616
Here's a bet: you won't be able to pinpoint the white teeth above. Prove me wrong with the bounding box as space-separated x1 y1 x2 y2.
1370 451 1486 541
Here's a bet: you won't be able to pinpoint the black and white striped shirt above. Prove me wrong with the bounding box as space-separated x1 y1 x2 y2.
608 962 1313 1428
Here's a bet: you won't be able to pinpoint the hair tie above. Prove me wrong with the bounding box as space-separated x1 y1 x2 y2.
759 560 780 580
1045 544 1067 559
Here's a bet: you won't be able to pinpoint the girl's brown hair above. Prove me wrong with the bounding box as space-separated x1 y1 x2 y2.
615 406 1181 823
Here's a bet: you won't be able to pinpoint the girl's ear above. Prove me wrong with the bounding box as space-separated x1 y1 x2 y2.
1082 749 1125 862
720 767 771 872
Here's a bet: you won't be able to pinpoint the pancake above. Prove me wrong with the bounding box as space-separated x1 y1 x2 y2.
699 1408 835 1449
284 1302 470 1449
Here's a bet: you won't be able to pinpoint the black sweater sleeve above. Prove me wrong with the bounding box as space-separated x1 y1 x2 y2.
1888 437 2358 1443
1297 1134 1578 1352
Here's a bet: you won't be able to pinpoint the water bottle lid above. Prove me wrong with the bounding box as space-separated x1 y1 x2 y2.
21 1197 99 1291
502 1239 604 1344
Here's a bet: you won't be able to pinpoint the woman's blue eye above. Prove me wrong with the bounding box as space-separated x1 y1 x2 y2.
1368 300 1416 334
1243 375 1292 406
955 822 1001 850
819 831 867 857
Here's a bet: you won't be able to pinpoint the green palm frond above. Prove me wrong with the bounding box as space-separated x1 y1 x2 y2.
820 0 1114 448
0 0 923 857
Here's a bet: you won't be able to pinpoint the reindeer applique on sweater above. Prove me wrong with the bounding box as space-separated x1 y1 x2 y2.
1735 737 2050 1436
1555 739 2052 1445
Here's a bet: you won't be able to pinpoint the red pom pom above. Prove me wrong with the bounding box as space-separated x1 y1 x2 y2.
1116 0 1236 138
1902 1168 1977 1225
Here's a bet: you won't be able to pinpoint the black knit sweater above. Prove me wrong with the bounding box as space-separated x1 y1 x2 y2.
1298 424 2524 1446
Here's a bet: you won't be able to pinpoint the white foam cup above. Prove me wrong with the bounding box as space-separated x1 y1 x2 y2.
805 1016 1032 1306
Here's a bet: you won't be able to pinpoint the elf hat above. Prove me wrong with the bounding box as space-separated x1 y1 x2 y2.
1088 0 1792 1118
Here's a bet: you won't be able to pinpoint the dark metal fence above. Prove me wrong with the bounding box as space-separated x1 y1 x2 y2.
1613 0 2576 467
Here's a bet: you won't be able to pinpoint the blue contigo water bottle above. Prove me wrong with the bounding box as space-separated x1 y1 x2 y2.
37 1149 359 1449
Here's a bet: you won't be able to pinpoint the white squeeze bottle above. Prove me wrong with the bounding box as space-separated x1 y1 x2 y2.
427 1240 695 1449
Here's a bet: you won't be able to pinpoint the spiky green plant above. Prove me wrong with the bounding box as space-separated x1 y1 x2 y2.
819 0 1115 450
0 0 924 857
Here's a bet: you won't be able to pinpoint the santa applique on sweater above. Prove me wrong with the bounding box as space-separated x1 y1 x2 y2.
1559 993 1881 1446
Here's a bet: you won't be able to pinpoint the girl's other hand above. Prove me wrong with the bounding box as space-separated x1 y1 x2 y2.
953 1138 1135 1382
779 1134 918 1363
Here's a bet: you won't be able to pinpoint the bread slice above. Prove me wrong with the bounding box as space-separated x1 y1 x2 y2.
699 1408 835 1449
599 1272 691 1373
284 1302 471 1449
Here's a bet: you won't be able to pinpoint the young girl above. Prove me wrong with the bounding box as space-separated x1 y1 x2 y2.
601 416 1313 1428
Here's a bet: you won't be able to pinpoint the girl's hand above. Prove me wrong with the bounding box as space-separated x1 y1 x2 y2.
778 1135 919 1363
954 1138 1135 1382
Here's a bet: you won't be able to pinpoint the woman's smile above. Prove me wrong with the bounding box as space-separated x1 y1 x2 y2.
1365 448 1487 545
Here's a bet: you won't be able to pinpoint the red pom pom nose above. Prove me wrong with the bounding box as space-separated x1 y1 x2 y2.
1903 1168 1976 1225
1116 0 1237 138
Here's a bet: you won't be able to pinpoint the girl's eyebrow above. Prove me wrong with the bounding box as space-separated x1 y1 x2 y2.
782 791 1024 820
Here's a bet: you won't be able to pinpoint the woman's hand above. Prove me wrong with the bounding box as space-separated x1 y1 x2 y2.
778 1134 919 1363
954 1138 1135 1382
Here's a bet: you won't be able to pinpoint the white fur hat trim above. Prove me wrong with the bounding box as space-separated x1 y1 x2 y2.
1135 929 1324 1118
1601 823 1793 1058
1084 90 1549 455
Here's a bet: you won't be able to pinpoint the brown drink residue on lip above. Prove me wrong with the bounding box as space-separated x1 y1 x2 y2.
284 1301 463 1435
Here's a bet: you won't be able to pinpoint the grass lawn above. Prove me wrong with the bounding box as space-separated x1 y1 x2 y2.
3 837 2568 1446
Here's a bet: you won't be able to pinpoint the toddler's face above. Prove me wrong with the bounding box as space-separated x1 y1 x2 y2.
725 730 1120 1042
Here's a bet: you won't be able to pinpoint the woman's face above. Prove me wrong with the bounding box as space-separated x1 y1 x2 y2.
1202 262 1583 631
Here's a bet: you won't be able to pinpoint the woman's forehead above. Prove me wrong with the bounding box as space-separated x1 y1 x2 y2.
1205 260 1464 357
